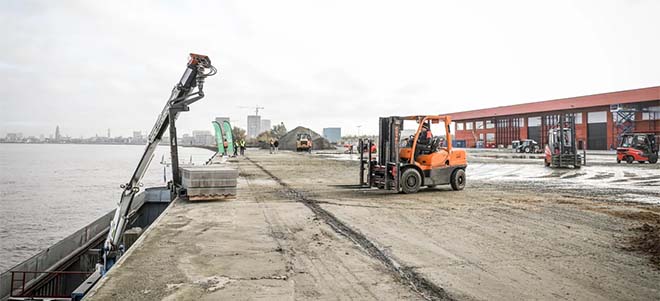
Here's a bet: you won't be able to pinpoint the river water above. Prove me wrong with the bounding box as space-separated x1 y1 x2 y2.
0 144 213 272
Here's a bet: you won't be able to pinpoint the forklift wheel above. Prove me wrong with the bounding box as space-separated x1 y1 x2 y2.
638 161 645 164
401 169 422 194
617 159 621 164
626 156 634 164
650 155 658 164
450 169 466 191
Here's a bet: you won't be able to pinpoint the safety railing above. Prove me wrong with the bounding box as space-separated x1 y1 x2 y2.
10 270 92 299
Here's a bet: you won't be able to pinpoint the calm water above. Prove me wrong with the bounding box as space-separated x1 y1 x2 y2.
0 144 213 272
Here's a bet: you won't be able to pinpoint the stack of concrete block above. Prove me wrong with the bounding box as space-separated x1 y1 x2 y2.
180 166 238 201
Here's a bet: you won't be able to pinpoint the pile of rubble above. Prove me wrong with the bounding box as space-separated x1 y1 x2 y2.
277 126 333 150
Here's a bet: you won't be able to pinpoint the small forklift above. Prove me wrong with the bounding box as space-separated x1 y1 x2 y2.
544 114 582 168
616 133 658 164
359 115 467 194
296 133 313 152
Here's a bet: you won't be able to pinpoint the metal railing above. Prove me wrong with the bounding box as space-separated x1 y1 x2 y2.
10 270 92 299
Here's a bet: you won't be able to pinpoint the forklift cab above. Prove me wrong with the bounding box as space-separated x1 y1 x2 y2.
359 115 468 194
548 128 573 154
617 133 659 164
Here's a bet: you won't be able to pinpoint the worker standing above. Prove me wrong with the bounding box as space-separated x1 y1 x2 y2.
233 140 239 157
223 139 229 156
240 139 246 156
269 138 275 154
274 139 279 153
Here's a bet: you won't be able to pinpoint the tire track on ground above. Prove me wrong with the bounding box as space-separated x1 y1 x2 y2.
245 156 453 301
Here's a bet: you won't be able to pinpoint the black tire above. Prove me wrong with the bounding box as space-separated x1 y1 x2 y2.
450 169 466 191
626 156 634 164
401 168 422 194
638 161 645 164
650 155 658 164
616 159 621 164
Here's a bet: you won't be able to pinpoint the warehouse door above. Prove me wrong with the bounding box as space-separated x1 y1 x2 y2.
527 116 541 144
587 111 607 150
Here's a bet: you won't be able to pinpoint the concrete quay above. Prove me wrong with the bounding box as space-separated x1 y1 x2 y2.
86 150 660 300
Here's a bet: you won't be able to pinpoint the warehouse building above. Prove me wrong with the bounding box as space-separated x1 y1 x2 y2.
448 86 659 150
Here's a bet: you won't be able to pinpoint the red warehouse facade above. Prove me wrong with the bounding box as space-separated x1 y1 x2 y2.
447 86 660 150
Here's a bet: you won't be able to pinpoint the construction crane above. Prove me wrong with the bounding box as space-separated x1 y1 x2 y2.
102 53 217 275
239 105 265 116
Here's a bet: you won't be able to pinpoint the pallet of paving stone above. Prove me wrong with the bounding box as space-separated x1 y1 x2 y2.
180 166 238 201
182 177 238 188
180 166 238 185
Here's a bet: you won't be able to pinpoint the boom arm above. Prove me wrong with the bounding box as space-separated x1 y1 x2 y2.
102 54 216 273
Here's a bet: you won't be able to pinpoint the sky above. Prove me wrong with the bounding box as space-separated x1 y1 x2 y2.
1 0 659 137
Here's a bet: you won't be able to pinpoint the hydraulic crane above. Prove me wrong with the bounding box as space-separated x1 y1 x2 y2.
101 54 217 274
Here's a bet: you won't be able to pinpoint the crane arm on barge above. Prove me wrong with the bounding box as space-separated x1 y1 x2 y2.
102 54 217 274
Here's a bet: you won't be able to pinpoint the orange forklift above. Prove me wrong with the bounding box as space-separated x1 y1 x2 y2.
359 115 467 193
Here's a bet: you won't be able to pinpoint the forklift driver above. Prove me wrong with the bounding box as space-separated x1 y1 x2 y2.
419 122 432 144
415 122 436 156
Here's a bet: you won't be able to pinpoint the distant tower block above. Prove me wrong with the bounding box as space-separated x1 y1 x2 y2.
260 119 271 134
55 125 61 141
323 127 341 143
107 128 111 138
247 115 261 138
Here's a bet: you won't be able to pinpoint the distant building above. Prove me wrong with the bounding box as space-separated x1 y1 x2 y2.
55 125 61 141
447 86 660 149
260 119 271 134
247 115 261 138
192 130 214 145
133 131 143 140
5 133 22 142
215 117 230 125
322 127 341 143
181 133 193 145
107 128 111 138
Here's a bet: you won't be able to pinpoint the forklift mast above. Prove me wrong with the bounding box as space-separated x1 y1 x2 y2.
545 114 583 168
102 54 217 274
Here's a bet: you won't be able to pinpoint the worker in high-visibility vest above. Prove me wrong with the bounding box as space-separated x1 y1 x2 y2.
239 139 246 155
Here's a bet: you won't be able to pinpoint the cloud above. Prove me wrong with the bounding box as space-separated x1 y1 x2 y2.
1 0 660 137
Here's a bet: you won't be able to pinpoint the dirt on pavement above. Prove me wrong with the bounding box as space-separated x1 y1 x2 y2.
87 149 660 300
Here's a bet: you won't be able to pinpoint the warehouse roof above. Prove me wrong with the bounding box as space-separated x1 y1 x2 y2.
446 86 660 121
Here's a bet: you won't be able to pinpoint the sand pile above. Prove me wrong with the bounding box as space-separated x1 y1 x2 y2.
278 126 333 150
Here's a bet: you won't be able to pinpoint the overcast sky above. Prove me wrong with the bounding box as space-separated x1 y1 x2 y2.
1 0 659 137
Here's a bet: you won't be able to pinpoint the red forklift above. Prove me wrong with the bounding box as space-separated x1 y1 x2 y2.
616 133 658 164
544 114 583 168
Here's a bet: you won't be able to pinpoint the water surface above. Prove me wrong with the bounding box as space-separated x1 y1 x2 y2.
0 144 213 272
